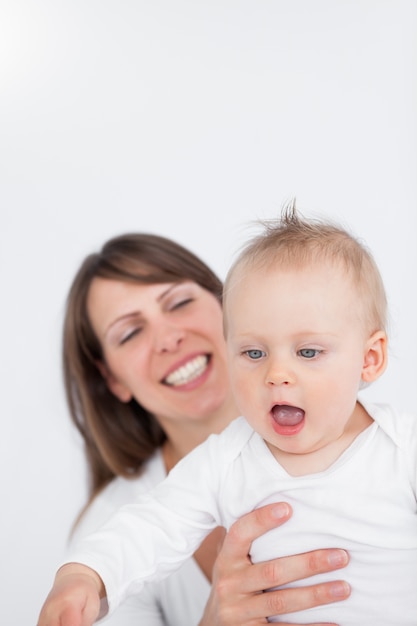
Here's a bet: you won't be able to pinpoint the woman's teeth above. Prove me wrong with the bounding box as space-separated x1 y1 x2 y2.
164 355 209 386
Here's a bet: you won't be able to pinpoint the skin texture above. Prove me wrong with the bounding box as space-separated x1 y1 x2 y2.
37 277 352 626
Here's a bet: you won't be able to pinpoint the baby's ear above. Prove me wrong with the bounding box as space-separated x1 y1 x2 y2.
96 360 133 403
361 330 388 383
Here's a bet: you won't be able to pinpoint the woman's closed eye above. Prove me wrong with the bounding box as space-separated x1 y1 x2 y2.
169 297 194 311
119 326 143 345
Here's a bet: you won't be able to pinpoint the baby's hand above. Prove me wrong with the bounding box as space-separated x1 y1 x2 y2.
37 563 105 626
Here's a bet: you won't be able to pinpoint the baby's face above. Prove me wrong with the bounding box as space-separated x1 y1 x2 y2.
225 261 385 470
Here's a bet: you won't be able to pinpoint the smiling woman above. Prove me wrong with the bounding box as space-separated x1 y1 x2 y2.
63 233 228 487
85 278 231 431
53 231 351 626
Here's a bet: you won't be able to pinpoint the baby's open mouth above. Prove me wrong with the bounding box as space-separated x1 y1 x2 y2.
271 404 305 427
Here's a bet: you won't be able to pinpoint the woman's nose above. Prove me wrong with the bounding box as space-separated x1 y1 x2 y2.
154 324 185 353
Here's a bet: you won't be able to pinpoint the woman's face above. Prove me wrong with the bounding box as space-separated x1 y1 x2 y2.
86 278 231 425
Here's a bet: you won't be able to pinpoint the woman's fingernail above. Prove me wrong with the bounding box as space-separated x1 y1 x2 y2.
271 503 291 519
328 549 349 567
330 581 351 598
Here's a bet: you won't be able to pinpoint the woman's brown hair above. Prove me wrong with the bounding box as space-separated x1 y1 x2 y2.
63 233 223 511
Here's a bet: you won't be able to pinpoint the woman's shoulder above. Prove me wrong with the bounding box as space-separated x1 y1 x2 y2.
71 449 166 544
109 449 167 497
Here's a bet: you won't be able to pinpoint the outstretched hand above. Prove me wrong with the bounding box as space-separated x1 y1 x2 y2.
37 563 105 626
199 502 350 626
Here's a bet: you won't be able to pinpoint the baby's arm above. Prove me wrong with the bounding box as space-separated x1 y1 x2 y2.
37 563 106 626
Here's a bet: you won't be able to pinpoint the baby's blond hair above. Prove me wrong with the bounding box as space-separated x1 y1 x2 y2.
224 201 387 335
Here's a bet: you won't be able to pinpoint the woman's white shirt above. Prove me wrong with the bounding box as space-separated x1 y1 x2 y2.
69 450 210 626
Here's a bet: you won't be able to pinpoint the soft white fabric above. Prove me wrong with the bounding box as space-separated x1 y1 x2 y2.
70 451 210 626
68 400 417 625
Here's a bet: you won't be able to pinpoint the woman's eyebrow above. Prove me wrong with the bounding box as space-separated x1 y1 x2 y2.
104 311 143 337
104 284 181 336
157 283 179 302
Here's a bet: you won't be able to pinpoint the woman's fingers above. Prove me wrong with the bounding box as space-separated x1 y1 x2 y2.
218 503 349 586
218 502 293 564
200 502 350 625
208 577 350 626
238 547 349 594
225 579 350 622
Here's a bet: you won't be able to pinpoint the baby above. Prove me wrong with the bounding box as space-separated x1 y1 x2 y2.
38 205 417 625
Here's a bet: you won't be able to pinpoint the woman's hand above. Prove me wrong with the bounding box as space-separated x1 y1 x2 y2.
199 502 350 626
37 563 105 626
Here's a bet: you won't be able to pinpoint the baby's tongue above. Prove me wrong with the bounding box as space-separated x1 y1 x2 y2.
271 405 305 426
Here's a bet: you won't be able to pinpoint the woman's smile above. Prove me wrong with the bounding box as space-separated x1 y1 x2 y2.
163 354 210 387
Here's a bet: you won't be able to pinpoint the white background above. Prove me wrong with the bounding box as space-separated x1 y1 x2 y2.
1 1 416 623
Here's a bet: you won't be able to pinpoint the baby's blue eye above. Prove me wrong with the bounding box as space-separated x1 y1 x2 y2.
299 348 319 359
246 349 264 360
